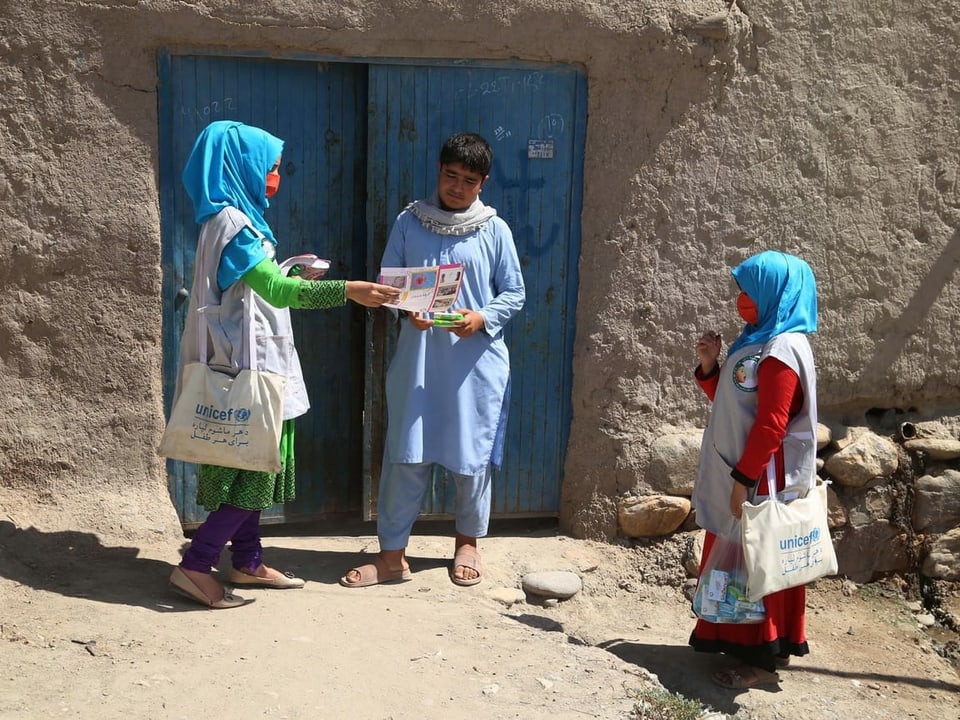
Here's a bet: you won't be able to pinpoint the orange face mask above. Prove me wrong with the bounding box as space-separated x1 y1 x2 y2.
265 170 281 198
737 291 759 325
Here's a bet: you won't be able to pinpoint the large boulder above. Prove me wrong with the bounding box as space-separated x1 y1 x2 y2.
618 495 691 538
922 528 960 581
823 432 899 488
903 438 960 460
843 485 895 529
825 483 848 529
816 423 833 451
912 470 960 534
645 431 702 496
832 521 913 583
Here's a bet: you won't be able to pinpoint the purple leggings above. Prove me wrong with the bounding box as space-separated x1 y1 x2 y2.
179 503 263 574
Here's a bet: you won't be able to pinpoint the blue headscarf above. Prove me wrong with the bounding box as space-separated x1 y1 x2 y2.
181 121 284 287
727 251 818 355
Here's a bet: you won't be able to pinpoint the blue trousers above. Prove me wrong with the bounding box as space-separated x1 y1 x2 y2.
377 462 492 551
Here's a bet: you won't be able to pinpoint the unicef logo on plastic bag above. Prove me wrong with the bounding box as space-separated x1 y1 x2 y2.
235 407 252 422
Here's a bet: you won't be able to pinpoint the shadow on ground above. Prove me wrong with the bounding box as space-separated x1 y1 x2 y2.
0 517 560 612
597 637 960 716
0 521 442 612
0 521 179 612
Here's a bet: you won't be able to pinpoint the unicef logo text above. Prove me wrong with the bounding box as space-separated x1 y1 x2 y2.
779 527 821 551
194 403 252 424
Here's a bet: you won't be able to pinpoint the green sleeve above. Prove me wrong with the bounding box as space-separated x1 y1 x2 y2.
242 257 348 309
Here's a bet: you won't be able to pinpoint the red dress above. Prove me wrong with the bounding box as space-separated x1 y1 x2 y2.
688 357 810 671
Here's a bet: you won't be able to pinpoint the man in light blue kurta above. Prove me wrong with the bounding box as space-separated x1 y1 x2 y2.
340 132 525 588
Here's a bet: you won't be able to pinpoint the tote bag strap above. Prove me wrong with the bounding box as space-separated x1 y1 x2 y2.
196 225 211 364
763 458 778 501
761 429 817 502
240 223 268 370
195 221 265 369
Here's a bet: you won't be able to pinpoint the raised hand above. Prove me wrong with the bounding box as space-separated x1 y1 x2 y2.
696 330 722 374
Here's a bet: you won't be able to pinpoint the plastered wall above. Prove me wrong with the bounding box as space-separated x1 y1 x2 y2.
0 1 957 542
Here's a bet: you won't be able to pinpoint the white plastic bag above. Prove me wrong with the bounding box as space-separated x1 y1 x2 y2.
693 528 766 624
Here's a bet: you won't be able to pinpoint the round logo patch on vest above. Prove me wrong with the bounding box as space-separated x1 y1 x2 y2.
732 354 760 392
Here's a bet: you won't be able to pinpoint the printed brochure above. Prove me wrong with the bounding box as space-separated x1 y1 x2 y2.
378 263 464 313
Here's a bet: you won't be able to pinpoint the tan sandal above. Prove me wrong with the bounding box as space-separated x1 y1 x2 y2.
339 560 411 588
170 567 251 609
450 545 483 587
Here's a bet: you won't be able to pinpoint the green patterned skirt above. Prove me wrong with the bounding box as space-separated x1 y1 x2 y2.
196 419 296 511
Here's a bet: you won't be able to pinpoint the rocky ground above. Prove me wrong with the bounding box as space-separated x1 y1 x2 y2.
1 519 958 719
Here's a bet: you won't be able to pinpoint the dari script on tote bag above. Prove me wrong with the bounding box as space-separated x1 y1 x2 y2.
159 235 286 473
740 456 838 602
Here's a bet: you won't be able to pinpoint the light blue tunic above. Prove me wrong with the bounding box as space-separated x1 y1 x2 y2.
382 209 526 476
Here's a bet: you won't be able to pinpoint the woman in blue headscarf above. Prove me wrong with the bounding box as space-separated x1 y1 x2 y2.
689 251 820 687
168 121 400 609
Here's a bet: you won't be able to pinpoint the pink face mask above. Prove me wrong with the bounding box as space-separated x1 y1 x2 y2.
737 291 759 325
265 170 281 198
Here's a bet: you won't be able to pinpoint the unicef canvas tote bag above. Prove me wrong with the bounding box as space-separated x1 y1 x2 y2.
159 361 285 473
740 441 838 602
159 243 286 473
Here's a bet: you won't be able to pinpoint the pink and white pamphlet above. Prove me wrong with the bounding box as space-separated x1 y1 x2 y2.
378 263 463 313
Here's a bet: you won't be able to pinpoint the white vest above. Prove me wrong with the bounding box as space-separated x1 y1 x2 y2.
692 332 817 538
174 207 310 421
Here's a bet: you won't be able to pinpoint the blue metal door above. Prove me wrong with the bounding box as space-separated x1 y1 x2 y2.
158 53 369 525
364 63 586 517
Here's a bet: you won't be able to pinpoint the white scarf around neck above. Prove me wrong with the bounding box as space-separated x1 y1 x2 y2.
407 193 497 236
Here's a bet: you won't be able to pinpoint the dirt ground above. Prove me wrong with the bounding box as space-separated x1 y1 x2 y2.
1 519 958 720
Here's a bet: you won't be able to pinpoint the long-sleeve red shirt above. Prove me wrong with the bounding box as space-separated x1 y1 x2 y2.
696 357 803 490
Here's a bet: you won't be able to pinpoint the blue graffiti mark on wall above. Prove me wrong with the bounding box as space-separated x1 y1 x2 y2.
490 152 558 258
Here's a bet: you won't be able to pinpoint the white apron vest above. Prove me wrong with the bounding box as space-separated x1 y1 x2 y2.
173 207 309 421
692 332 817 538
